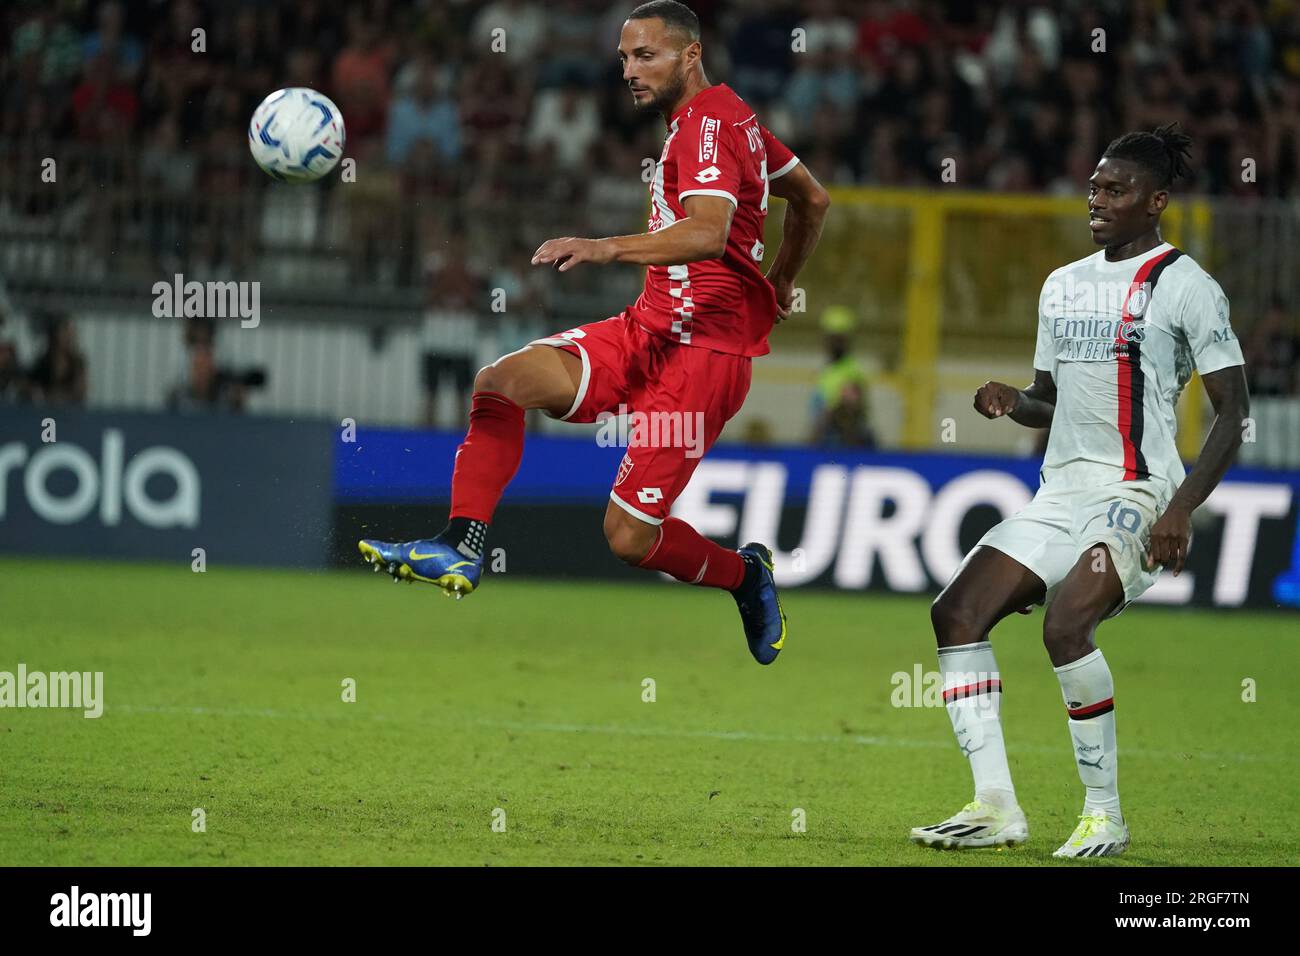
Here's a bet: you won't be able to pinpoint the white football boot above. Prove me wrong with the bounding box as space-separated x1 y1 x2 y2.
910 798 1029 849
1052 811 1130 858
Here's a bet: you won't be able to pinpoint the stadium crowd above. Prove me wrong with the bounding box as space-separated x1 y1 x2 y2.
4 0 1299 195
1 0 1299 424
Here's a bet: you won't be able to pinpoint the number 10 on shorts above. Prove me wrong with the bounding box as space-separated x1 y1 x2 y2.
1106 500 1143 534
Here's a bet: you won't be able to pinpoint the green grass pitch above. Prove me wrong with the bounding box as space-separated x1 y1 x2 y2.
1 556 1295 866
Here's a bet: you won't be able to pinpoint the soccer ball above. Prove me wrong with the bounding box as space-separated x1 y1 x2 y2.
248 88 346 183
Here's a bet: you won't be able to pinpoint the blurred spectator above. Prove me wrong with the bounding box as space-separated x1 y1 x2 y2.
331 13 394 149
982 3 1059 84
183 316 216 351
1282 5 1300 77
83 1 143 79
784 0 862 122
729 1 800 102
70 54 138 142
1049 139 1098 195
0 341 24 403
587 139 650 235
0 293 24 403
857 0 929 70
1244 299 1300 397
165 341 257 413
471 0 548 66
12 10 83 87
481 235 551 363
810 306 875 448
540 0 603 88
421 234 487 429
526 83 600 170
386 55 462 165
28 314 87 405
743 417 774 445
459 59 526 149
222 6 277 104
798 0 857 57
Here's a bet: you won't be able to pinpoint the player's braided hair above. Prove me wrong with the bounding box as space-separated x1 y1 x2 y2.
1102 122 1194 190
628 0 700 43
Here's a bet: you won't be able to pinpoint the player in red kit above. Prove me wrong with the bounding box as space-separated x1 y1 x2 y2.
359 0 830 664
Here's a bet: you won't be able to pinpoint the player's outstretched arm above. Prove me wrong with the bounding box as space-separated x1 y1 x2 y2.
530 195 735 272
766 164 831 321
974 370 1056 428
1147 365 1250 573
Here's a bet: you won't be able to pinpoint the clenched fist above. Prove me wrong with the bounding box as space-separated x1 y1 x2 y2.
974 381 1021 419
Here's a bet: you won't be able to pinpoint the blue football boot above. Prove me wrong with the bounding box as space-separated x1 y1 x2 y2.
358 536 481 599
732 542 786 665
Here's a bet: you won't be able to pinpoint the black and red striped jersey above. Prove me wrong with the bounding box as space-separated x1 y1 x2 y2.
1033 243 1244 493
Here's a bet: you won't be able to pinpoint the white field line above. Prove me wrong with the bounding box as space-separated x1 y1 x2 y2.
104 704 1288 765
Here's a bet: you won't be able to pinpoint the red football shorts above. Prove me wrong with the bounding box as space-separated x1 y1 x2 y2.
531 312 752 524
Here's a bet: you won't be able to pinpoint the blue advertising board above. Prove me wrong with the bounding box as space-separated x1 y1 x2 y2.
1 408 334 568
336 428 1300 610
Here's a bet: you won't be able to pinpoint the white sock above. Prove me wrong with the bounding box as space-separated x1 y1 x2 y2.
938 641 1016 808
1053 648 1121 824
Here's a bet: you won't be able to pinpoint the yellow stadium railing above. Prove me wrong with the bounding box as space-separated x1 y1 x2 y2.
766 187 1212 457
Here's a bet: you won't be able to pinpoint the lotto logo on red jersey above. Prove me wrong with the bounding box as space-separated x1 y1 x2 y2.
699 116 720 162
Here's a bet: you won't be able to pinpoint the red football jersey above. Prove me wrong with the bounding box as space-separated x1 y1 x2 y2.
627 83 799 358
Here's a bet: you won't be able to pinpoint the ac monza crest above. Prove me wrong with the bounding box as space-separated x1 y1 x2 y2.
614 452 634 487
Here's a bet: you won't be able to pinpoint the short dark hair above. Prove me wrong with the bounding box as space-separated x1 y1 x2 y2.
1102 122 1194 191
627 0 700 44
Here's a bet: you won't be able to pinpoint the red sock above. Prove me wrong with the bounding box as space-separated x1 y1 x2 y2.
637 517 746 590
449 391 525 523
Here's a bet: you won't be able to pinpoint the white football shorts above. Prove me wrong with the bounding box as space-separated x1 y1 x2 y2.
971 481 1173 618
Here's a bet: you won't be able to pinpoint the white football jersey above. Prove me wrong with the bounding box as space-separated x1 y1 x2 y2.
1033 242 1245 494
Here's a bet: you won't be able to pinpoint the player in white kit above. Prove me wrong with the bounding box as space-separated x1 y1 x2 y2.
910 125 1250 858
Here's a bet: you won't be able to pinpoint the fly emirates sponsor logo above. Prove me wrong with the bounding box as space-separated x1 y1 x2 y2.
1043 274 1154 360
1052 316 1147 361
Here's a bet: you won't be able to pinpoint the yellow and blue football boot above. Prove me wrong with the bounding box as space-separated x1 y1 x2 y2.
732 542 786 665
358 537 481 599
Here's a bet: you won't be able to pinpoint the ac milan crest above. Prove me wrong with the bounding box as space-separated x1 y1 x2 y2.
1126 281 1152 317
